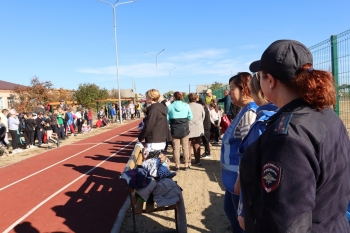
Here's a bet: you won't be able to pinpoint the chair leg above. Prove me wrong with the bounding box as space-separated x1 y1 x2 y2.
175 207 179 233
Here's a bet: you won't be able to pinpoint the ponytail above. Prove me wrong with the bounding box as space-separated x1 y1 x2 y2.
292 63 336 110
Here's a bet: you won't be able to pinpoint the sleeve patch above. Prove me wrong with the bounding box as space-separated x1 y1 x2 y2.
262 162 282 193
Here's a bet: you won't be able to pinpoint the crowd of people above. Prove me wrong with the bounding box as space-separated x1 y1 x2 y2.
1 39 349 232
136 39 350 233
97 101 142 123
0 102 100 156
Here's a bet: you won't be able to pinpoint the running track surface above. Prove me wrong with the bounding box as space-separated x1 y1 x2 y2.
0 120 140 233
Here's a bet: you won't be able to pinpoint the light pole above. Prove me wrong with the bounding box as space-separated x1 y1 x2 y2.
98 0 136 124
131 77 135 104
145 49 165 90
169 67 176 91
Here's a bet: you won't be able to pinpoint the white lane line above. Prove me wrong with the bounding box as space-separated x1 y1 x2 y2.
67 142 131 146
3 139 137 233
0 127 136 192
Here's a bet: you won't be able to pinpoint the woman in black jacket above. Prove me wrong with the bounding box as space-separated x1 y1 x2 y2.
138 89 171 153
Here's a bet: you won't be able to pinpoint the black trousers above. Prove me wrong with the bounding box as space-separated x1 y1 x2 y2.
201 128 211 154
9 130 19 149
51 125 58 134
77 118 83 133
26 130 35 145
210 120 220 142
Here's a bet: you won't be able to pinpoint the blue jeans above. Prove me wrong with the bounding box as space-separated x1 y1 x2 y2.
224 190 243 233
58 124 65 139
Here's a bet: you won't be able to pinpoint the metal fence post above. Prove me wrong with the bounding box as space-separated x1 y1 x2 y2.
331 34 340 116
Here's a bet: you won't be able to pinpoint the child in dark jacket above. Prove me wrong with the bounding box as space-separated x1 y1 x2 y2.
25 113 37 148
35 112 45 147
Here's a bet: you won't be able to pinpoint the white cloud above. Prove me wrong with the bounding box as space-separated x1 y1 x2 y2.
168 49 228 61
77 49 250 80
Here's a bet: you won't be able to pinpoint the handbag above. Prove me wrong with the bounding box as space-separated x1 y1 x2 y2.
43 132 47 143
220 114 231 134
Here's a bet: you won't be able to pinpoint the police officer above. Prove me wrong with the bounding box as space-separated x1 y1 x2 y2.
240 40 350 233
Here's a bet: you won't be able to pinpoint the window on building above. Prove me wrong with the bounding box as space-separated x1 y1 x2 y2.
0 97 3 109
7 97 14 109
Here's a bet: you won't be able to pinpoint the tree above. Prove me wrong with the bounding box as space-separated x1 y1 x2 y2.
209 81 224 91
163 91 174 98
74 83 109 108
99 88 109 100
12 76 54 112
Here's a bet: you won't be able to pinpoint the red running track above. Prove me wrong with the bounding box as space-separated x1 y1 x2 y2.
0 120 140 233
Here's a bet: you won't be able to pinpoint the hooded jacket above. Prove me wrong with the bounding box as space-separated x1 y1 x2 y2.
167 101 193 120
138 103 170 143
167 100 193 138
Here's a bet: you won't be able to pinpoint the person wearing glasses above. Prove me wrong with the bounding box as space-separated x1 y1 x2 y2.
240 40 350 233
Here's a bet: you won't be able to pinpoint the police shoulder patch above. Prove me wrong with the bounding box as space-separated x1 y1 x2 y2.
273 112 293 135
262 162 282 193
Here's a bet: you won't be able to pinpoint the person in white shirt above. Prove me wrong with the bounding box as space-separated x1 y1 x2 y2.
209 103 221 144
8 109 22 153
75 109 82 133
0 109 10 148
128 101 135 119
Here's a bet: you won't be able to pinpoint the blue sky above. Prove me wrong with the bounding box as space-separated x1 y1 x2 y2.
1 0 350 95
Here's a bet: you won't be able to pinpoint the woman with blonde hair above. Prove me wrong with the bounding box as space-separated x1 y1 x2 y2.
240 40 350 232
138 89 170 153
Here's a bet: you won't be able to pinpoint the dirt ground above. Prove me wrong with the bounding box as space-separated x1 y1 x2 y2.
119 143 232 233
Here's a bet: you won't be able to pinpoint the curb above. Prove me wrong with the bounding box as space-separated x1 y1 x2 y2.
110 195 131 233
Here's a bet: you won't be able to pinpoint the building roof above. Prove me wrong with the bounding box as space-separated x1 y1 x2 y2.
0 80 27 90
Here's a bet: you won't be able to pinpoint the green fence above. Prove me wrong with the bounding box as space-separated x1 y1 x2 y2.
309 29 350 131
212 85 229 110
183 85 229 110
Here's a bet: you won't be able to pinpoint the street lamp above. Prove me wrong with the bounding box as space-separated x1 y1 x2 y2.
169 67 176 90
145 49 165 90
98 0 136 124
131 76 135 104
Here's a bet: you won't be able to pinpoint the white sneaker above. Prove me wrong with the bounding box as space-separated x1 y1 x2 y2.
202 154 212 159
17 149 23 152
12 149 18 154
30 145 36 149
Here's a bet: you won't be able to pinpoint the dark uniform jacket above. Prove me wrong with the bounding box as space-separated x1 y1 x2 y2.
138 103 171 143
203 106 211 130
240 98 350 233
